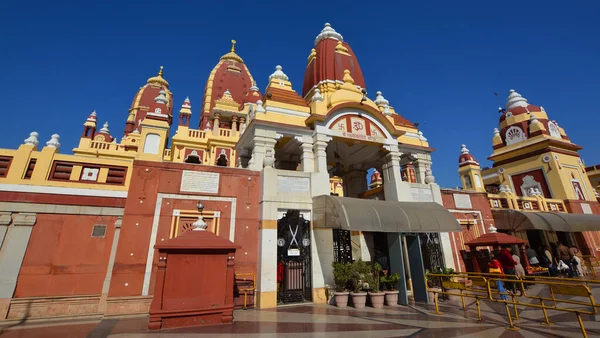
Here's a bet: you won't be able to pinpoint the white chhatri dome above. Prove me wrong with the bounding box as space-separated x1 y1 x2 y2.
314 23 344 46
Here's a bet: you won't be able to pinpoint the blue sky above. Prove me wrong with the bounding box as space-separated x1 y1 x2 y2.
1 1 598 188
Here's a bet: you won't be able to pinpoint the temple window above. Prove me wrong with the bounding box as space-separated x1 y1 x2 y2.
143 133 161 154
463 175 473 189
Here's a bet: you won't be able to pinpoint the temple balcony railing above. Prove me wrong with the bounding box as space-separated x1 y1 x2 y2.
487 193 567 213
90 141 121 151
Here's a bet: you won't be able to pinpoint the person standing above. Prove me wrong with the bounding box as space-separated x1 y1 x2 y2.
498 245 517 291
557 241 574 277
525 245 540 266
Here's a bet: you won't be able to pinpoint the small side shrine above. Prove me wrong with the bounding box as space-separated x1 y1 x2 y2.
464 225 527 273
149 202 240 330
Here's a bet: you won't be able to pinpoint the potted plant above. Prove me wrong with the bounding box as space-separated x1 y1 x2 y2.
380 273 401 306
332 262 351 308
367 263 385 308
425 268 442 303
349 260 370 309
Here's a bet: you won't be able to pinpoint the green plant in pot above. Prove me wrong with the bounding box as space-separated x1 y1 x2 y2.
349 260 370 309
380 273 401 306
332 262 352 308
367 263 385 309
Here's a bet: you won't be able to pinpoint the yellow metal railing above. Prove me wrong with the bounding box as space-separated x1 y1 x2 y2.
235 273 256 310
426 273 597 337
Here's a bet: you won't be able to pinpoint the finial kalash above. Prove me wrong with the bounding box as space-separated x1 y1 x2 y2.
193 201 208 231
158 65 164 77
230 39 237 53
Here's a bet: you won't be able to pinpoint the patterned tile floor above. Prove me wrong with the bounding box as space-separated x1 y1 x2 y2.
1 285 600 338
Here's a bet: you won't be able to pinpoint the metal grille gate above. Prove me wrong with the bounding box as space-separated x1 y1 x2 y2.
419 232 445 272
277 210 312 304
333 229 353 263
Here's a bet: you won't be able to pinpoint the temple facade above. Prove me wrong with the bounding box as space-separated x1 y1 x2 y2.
447 89 600 272
0 23 463 320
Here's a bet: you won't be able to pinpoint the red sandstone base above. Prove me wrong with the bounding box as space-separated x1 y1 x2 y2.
148 227 239 330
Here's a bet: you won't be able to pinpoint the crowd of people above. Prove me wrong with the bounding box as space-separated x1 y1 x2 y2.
487 241 586 296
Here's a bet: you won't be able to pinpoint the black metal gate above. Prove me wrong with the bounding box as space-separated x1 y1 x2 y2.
277 210 312 304
419 232 445 272
333 229 353 263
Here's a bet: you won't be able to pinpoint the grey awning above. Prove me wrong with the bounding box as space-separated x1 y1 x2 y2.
312 195 461 233
492 209 600 233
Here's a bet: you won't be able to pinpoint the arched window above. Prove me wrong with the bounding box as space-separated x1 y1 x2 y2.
143 133 161 154
463 175 473 189
505 126 527 145
547 121 561 138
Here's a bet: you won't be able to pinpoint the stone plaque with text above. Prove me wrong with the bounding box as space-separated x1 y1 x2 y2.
278 176 310 193
453 193 473 209
411 187 433 202
180 171 220 194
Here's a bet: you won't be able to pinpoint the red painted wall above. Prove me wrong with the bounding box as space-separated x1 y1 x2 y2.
15 214 118 297
108 160 260 300
441 190 496 272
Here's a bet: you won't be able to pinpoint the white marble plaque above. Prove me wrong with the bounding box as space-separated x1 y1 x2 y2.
278 176 310 193
581 203 592 214
453 193 473 209
180 170 220 193
411 187 433 202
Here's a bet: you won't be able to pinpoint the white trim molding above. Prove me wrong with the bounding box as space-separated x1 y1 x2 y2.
0 183 128 198
141 193 237 296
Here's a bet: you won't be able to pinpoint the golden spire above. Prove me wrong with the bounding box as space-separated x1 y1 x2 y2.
220 40 244 63
231 39 236 53
147 65 169 88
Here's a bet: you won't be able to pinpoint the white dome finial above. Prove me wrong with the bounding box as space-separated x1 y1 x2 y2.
24 132 39 146
314 22 344 46
154 89 169 105
461 144 470 154
506 89 528 109
382 104 392 116
311 88 323 102
374 91 389 106
100 122 110 134
45 134 61 149
488 224 498 233
192 215 208 231
269 65 289 81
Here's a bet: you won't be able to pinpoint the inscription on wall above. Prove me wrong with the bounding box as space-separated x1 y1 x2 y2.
453 194 473 209
411 187 433 202
180 171 220 193
581 203 592 215
278 176 310 193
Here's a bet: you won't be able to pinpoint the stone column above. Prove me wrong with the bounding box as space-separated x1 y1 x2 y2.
387 233 408 305
344 169 368 198
382 148 403 202
212 113 221 134
231 116 239 136
312 228 334 304
297 136 314 173
312 133 330 173
239 117 246 134
414 158 431 184
0 213 36 319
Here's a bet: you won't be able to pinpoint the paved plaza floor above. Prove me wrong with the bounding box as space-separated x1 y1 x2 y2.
1 283 600 337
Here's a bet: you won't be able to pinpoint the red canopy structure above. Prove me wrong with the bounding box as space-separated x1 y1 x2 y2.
465 231 526 247
464 225 529 273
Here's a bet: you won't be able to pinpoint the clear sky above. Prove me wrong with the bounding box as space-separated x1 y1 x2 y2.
1 0 598 188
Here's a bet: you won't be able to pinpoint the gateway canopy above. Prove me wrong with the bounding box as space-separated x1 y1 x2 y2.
312 195 461 233
492 209 600 233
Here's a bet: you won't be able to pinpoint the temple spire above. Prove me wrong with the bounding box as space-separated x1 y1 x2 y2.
230 39 236 53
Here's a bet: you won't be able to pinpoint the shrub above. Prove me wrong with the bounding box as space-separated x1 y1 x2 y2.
332 262 352 292
381 273 401 291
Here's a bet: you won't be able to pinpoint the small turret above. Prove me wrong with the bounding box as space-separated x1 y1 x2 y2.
458 144 485 192
82 110 97 138
178 97 192 127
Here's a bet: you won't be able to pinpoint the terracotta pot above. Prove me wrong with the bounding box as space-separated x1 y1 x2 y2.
368 291 386 309
334 291 349 308
350 292 367 309
384 290 399 306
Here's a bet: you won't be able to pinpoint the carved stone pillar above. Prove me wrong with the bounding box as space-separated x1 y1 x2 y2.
344 169 369 197
231 116 239 136
296 136 314 173
239 117 246 134
382 148 403 202
414 157 431 184
312 134 330 173
212 113 221 134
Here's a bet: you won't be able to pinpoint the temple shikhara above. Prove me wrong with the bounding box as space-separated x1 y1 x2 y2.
0 23 599 322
